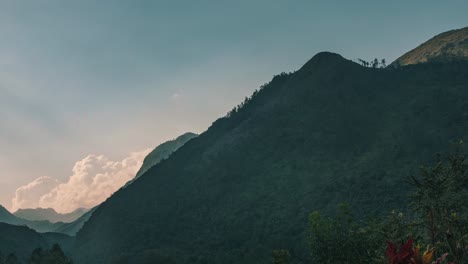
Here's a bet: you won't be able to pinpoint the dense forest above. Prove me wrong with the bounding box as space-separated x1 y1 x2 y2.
0 244 72 264
74 53 468 263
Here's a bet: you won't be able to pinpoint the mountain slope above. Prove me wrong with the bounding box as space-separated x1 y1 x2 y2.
53 207 97 236
392 26 468 66
128 132 197 185
0 205 65 233
75 50 468 263
14 207 88 223
0 223 74 262
0 205 19 224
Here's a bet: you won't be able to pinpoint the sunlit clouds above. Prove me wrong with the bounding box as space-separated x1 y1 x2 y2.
11 149 151 213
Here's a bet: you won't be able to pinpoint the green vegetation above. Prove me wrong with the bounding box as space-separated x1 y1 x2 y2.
75 52 468 263
0 244 72 264
308 146 468 263
28 244 73 264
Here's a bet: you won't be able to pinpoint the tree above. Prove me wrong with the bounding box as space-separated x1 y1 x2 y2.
372 58 379 68
28 244 73 264
358 58 368 67
381 58 387 68
409 144 468 263
0 251 5 264
272 249 290 264
5 254 19 264
29 248 44 264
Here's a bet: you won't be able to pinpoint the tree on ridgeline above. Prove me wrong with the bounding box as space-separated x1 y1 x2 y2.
372 58 379 68
381 58 386 68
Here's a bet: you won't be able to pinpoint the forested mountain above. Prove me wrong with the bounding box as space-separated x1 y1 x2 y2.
53 207 97 236
14 208 88 223
74 29 468 263
125 132 197 187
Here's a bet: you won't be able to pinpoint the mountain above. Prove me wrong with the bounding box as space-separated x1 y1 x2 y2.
391 26 468 67
0 223 73 262
128 132 197 186
0 205 19 224
14 207 88 223
75 42 468 263
0 205 65 233
53 207 97 236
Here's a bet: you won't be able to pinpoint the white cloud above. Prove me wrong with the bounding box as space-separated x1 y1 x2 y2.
11 149 151 214
11 176 60 212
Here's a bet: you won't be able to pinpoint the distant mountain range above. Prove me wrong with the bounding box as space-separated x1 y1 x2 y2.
74 27 468 264
0 204 64 233
14 207 88 223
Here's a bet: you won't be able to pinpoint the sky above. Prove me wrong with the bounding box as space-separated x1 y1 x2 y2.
0 0 467 213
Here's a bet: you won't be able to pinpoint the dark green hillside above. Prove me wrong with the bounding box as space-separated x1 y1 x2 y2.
53 207 97 236
129 132 197 185
75 52 468 263
0 223 73 262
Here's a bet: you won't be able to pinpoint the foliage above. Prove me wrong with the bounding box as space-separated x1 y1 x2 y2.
4 254 19 264
357 58 387 68
308 147 468 263
409 143 468 263
28 244 73 264
272 249 290 264
75 54 468 263
308 206 413 263
386 238 435 264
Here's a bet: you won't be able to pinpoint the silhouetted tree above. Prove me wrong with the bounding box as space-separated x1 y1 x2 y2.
5 254 19 264
28 244 72 264
358 58 367 67
29 248 44 264
0 251 5 264
372 58 379 68
380 58 386 68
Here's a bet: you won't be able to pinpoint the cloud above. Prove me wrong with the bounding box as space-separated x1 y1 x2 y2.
11 176 60 212
171 90 184 101
11 149 151 213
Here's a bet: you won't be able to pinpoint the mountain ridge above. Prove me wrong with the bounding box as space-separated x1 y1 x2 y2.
75 50 468 263
14 207 88 223
391 26 468 66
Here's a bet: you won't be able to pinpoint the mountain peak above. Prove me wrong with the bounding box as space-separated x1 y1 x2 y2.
298 52 350 74
392 26 468 67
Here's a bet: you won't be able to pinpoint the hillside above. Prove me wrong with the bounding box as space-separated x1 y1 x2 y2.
392 26 468 66
74 49 468 263
14 207 88 223
128 132 197 186
0 223 73 262
0 205 65 233
53 207 97 236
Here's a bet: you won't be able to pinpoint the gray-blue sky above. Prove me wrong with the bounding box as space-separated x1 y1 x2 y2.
1 0 467 210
